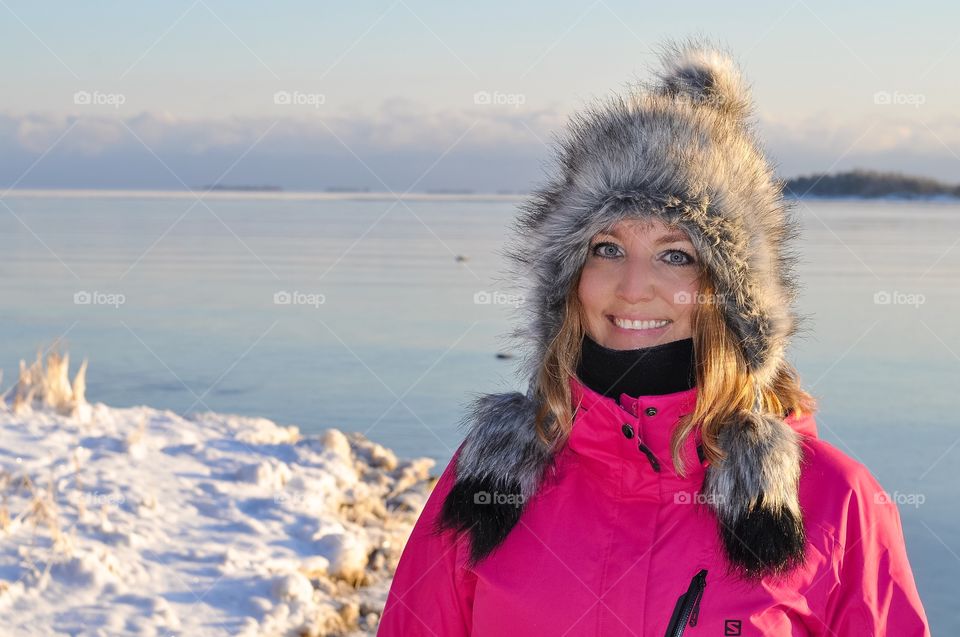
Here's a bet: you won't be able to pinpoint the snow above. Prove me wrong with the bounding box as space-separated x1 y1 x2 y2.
0 351 440 636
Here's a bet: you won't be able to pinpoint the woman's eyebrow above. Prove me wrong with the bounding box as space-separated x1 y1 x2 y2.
593 227 691 244
655 231 692 244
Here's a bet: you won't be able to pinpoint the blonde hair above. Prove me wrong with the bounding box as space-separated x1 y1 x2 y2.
532 257 817 477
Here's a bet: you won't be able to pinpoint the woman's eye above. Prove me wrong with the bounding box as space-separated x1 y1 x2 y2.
590 242 622 259
589 243 695 265
663 249 695 266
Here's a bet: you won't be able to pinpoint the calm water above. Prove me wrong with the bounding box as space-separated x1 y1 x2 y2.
1 192 958 632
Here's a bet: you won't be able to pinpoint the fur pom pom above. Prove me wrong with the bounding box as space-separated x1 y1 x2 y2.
652 36 753 121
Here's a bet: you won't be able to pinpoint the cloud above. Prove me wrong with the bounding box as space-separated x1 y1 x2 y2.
2 97 566 155
0 101 957 191
755 109 960 183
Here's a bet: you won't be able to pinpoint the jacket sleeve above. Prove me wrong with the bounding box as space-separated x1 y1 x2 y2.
821 468 931 636
377 443 477 636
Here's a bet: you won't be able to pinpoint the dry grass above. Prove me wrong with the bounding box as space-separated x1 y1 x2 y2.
0 347 88 582
6 349 88 417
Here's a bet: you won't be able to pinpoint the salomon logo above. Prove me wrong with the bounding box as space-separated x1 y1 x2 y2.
724 619 742 635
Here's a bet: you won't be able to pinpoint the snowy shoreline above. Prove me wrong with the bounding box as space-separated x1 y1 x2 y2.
0 351 438 636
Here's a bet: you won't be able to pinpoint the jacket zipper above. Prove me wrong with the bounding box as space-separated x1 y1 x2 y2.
663 568 707 637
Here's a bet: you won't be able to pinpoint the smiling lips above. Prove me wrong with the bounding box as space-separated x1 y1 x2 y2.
609 316 672 331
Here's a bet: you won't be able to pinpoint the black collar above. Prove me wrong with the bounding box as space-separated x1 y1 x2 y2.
575 333 696 398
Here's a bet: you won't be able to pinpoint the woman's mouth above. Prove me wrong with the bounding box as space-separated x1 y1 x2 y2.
608 315 672 332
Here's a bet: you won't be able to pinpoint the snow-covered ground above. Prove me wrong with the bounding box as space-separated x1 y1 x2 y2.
0 350 438 636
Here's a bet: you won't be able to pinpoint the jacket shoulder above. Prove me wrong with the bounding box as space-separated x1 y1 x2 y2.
798 436 889 501
795 439 931 634
796 436 908 552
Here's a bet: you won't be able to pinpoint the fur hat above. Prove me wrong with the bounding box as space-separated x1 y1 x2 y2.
437 37 808 580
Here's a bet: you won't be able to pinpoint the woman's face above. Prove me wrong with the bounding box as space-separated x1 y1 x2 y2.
578 217 701 350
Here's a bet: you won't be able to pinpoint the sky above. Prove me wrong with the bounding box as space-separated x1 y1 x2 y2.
1 0 958 192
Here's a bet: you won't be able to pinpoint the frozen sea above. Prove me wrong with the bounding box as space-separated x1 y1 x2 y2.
1 190 958 633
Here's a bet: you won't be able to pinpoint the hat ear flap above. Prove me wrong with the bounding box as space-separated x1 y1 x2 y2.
702 409 806 580
436 391 554 566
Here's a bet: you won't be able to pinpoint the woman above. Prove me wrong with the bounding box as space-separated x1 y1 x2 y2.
377 38 931 636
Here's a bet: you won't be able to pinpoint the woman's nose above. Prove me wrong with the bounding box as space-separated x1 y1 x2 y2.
615 259 657 303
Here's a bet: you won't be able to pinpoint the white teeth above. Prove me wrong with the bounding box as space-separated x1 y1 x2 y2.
613 318 670 330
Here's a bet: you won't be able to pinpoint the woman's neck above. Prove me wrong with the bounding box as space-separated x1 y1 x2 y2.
575 333 696 398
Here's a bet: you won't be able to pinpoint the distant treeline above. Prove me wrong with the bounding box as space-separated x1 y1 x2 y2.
784 170 960 199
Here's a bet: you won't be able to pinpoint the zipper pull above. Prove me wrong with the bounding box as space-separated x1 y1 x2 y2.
688 569 706 626
637 440 661 472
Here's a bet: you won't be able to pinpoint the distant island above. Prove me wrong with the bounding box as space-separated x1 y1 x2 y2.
200 184 283 192
184 170 959 200
784 169 960 199
325 186 372 193
426 188 475 195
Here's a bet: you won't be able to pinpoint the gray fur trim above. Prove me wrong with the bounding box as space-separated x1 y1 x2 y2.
704 410 804 524
454 391 556 502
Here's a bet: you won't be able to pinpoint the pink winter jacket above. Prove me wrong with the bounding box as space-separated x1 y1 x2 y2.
378 376 931 636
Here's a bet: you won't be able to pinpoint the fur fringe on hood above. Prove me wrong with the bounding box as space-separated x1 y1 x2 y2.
437 36 809 580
